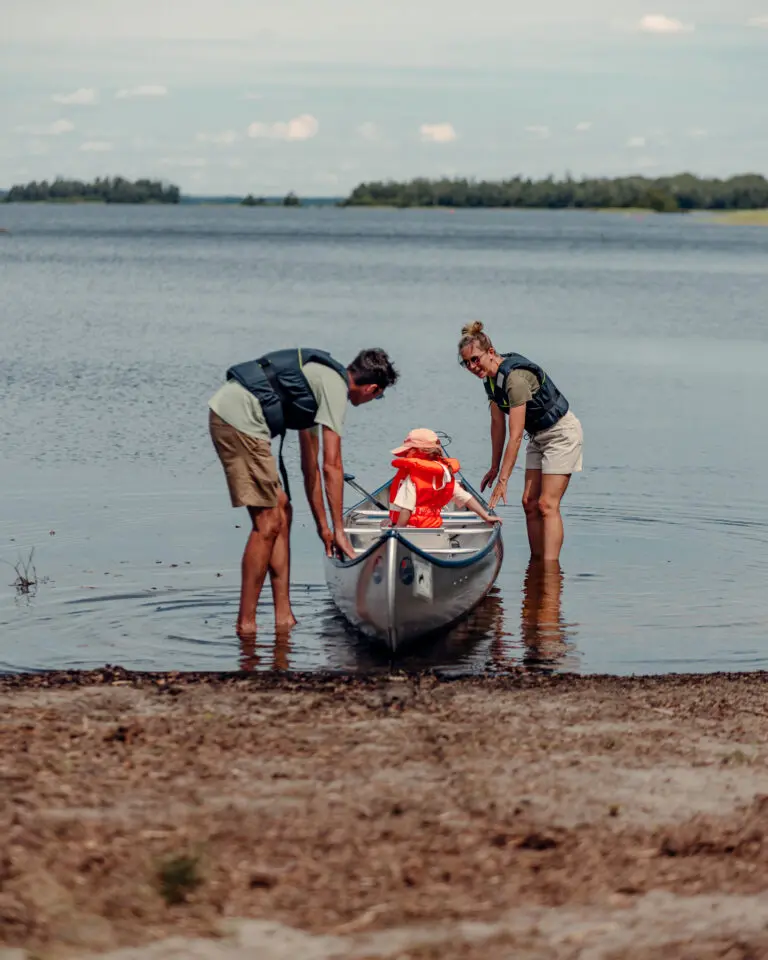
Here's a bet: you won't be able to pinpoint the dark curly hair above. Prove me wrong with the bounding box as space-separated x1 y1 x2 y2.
347 348 399 390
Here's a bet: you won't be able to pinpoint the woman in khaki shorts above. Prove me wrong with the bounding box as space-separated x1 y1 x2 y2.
458 321 583 562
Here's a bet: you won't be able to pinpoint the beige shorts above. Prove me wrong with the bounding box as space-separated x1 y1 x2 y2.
525 410 583 475
209 409 281 508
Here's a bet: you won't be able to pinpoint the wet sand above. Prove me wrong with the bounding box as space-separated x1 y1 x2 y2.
4 667 768 958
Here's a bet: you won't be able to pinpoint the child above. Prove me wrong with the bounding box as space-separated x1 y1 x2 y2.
388 428 503 528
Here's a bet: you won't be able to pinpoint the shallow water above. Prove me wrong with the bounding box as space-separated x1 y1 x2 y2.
1 205 767 675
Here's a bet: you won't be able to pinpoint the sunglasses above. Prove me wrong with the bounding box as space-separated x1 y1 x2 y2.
460 352 486 369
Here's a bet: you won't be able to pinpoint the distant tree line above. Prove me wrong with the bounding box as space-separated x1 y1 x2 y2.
341 174 768 212
4 177 181 204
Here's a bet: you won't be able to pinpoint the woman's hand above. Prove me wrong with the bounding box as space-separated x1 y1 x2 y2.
488 477 508 509
480 465 498 492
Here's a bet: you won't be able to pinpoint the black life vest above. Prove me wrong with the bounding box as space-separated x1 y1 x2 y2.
226 347 349 438
484 352 569 435
226 347 349 500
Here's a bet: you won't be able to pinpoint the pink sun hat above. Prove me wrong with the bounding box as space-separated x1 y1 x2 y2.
391 428 442 456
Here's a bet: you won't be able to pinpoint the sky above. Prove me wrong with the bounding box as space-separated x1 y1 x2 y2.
2 0 767 195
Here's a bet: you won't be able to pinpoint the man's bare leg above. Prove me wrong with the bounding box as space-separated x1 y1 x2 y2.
236 504 281 639
268 491 297 629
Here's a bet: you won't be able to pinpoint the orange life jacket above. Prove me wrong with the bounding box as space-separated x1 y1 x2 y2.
389 456 461 528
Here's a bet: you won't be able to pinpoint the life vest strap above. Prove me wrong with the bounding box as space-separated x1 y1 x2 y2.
259 359 292 501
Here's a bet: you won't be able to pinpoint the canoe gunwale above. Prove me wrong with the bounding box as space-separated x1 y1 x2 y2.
326 523 502 572
326 473 503 572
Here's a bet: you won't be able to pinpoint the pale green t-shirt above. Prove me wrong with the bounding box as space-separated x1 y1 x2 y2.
209 361 348 439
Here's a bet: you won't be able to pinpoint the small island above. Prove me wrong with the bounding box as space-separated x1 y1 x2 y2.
340 173 768 212
3 177 180 204
241 191 302 207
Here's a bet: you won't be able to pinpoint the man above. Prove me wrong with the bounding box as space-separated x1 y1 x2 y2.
208 346 398 638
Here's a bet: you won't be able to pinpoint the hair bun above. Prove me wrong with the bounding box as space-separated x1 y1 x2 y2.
461 320 484 338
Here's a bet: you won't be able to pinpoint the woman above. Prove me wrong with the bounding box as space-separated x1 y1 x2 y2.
458 321 582 561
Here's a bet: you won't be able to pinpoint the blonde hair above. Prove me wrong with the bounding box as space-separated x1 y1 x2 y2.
458 320 493 354
403 443 443 458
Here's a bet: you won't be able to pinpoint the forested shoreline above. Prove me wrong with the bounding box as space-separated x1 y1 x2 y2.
341 174 768 212
4 177 180 204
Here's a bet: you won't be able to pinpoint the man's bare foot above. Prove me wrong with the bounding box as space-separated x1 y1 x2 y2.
275 612 298 630
235 620 257 640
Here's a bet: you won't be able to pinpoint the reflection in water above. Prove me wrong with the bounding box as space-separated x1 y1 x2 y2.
384 585 507 675
238 629 293 672
233 567 579 676
519 560 579 672
5 565 579 675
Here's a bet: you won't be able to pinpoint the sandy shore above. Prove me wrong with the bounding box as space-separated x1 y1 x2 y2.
4 667 768 958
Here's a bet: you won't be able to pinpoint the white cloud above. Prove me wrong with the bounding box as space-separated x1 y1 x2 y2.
226 158 246 169
14 119 75 136
243 92 263 100
80 140 113 152
419 122 457 143
28 140 50 156
685 127 708 138
115 85 168 99
41 119 75 136
637 14 693 33
160 157 207 167
575 121 593 132
627 135 647 147
525 125 551 139
196 130 239 144
247 114 319 141
357 121 381 142
52 87 98 105
747 15 768 26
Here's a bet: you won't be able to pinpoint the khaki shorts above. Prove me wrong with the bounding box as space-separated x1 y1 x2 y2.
525 410 583 475
209 409 281 508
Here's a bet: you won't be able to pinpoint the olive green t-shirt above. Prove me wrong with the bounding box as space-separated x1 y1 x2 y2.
488 368 540 408
505 368 540 407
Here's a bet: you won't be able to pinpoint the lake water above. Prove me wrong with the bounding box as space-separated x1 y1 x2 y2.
1 204 767 676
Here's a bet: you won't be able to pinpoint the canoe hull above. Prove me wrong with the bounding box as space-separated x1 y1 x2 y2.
324 516 504 653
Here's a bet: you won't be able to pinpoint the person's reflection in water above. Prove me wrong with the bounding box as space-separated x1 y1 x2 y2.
272 627 292 671
238 634 259 672
238 627 293 672
520 559 578 672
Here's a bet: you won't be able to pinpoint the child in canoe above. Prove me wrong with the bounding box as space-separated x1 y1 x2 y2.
388 428 503 529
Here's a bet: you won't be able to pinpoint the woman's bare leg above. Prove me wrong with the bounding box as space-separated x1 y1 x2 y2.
538 474 572 562
522 469 544 559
